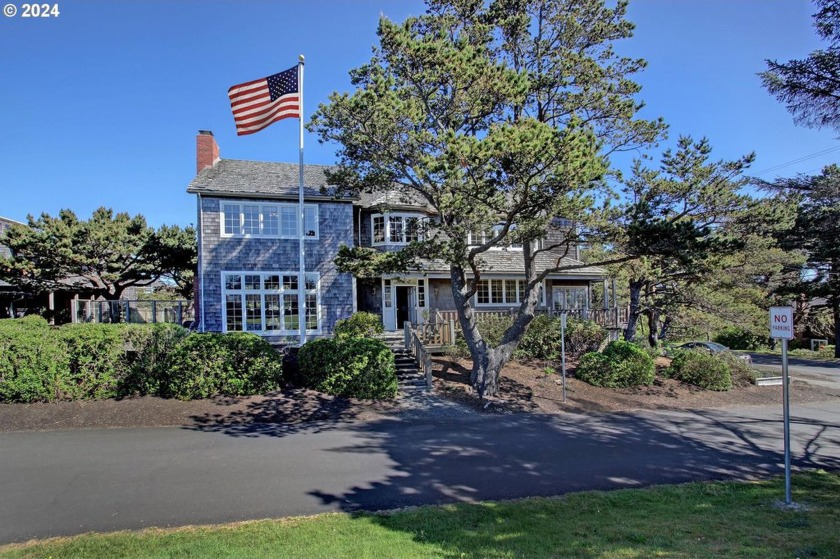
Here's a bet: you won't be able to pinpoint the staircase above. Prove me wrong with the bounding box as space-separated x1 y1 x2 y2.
379 332 429 394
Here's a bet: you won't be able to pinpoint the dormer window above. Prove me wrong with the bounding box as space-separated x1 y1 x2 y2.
372 213 423 246
468 224 523 250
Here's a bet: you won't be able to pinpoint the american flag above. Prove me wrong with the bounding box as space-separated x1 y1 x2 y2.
228 65 300 136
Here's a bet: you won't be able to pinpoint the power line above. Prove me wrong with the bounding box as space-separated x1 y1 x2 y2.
753 145 840 176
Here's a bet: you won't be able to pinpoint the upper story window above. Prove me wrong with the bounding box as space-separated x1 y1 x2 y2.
372 213 423 246
222 202 319 239
468 224 523 250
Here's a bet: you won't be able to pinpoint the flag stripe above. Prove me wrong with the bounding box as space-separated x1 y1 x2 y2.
228 65 300 136
234 97 299 122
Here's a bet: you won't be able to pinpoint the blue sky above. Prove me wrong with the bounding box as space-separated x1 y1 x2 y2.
0 0 836 228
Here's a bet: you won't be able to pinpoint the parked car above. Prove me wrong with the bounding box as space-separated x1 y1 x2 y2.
673 341 752 364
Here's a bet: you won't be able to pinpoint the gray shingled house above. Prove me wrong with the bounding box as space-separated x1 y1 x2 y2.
188 131 607 341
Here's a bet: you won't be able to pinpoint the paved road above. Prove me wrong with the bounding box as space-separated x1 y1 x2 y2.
2 401 839 544
748 352 840 390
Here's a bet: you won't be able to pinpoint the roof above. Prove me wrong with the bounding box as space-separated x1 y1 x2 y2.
414 252 606 279
187 160 354 201
357 188 435 213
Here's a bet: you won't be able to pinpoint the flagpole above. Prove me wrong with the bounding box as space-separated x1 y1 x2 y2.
297 54 306 346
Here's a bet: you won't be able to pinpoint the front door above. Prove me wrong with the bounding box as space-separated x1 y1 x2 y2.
396 286 414 329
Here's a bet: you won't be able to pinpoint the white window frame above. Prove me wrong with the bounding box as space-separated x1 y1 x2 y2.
552 286 589 311
473 278 546 307
467 224 523 250
371 212 424 246
221 271 321 335
220 202 320 240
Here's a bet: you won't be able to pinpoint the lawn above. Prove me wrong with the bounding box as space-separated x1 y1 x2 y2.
2 471 838 558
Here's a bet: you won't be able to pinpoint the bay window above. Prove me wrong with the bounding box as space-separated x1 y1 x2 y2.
372 213 423 245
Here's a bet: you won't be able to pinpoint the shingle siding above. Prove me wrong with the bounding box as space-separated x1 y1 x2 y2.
198 196 354 338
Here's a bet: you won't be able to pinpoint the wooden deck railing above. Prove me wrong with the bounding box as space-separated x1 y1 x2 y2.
432 307 628 331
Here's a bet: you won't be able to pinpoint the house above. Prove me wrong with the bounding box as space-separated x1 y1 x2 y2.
188 131 609 342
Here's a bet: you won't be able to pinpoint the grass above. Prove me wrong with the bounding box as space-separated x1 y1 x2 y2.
2 471 839 558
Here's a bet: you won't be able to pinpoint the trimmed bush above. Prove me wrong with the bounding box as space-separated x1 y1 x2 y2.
714 327 765 351
668 350 732 391
0 317 67 402
163 332 284 400
298 337 397 399
121 323 190 395
58 324 126 400
334 312 384 339
575 340 655 388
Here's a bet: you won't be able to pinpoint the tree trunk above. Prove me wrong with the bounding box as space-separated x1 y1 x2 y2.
646 308 660 348
449 265 536 398
624 279 645 342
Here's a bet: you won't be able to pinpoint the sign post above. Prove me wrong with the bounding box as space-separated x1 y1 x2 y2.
560 312 567 403
769 306 794 506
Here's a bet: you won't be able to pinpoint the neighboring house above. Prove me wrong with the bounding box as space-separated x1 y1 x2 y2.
0 216 30 318
188 131 608 341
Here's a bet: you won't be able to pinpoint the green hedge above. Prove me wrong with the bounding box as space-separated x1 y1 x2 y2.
0 317 67 402
0 319 284 403
298 337 397 399
334 312 384 339
667 350 732 391
575 340 655 388
162 332 284 400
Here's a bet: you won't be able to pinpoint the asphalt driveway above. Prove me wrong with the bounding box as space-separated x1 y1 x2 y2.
1 400 839 544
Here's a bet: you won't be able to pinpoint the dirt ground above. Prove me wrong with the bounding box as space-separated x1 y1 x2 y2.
432 356 840 414
2 357 839 432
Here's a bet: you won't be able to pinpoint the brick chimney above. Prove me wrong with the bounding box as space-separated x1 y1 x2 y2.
196 130 220 175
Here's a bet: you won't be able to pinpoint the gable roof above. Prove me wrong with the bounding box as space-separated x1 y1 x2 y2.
187 160 355 201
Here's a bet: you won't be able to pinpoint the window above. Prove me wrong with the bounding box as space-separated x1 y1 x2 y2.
383 279 392 308
373 215 385 244
417 280 425 308
220 203 319 239
372 213 424 245
223 271 320 334
468 224 522 250
474 279 545 307
552 286 588 311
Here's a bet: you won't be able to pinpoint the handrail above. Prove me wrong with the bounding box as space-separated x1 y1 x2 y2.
405 322 434 389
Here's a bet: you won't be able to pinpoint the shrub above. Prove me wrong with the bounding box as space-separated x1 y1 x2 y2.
163 332 284 400
334 312 384 339
565 319 607 359
714 326 765 351
575 340 655 388
668 350 732 391
516 314 564 360
121 323 190 395
298 337 397 399
58 324 127 400
476 314 513 347
0 318 67 402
